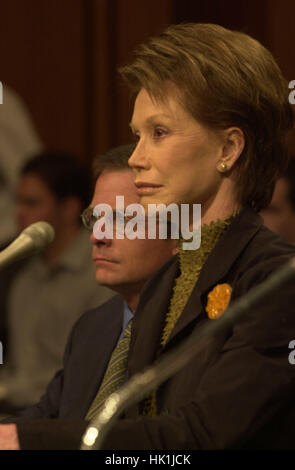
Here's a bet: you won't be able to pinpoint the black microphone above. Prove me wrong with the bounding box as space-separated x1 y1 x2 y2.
0 221 55 269
81 255 295 449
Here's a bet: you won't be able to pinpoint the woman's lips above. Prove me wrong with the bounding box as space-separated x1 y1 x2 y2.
135 182 162 195
93 258 117 265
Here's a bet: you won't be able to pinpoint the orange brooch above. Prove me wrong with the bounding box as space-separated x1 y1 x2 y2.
206 283 232 319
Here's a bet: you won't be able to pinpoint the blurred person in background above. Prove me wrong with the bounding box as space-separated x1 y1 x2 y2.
0 84 43 246
0 84 43 344
260 158 295 244
0 151 113 410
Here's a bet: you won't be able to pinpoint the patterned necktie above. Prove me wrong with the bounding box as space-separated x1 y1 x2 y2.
86 319 133 420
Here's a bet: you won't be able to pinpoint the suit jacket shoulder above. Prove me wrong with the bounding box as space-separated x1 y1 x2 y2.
8 295 124 421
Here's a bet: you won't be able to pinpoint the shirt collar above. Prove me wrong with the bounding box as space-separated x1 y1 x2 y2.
122 300 134 331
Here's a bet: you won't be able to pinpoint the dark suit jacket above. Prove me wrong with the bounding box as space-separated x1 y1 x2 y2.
4 295 124 448
10 207 295 449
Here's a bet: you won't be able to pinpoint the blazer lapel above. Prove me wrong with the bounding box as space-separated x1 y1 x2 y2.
158 207 263 348
128 255 179 376
128 208 263 381
61 296 124 418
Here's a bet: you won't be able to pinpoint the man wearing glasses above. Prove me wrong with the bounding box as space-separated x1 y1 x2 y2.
0 144 177 449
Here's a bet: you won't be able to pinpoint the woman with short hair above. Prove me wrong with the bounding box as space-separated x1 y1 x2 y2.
104 23 295 449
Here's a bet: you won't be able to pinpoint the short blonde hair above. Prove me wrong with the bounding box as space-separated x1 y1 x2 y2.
120 23 294 211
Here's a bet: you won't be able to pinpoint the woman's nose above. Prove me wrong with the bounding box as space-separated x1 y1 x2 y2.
128 144 149 170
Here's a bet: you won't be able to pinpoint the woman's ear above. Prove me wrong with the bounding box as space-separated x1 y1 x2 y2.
217 127 245 173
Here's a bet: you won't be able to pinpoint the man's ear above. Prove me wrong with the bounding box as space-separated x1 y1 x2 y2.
217 127 245 174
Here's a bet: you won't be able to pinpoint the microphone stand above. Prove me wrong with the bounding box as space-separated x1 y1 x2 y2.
80 256 295 450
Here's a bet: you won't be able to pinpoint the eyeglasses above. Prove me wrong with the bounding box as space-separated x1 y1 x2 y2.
81 206 140 233
81 206 98 231
81 206 177 238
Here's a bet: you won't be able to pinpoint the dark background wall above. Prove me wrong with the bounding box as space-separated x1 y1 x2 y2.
1 0 294 162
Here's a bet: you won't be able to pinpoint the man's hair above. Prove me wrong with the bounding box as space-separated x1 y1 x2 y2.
92 143 135 183
21 151 91 208
119 23 294 211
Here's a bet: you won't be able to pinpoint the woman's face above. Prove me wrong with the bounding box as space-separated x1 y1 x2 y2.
129 88 225 209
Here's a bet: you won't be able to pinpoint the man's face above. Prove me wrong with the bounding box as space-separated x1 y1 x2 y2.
90 169 177 296
261 177 295 244
16 173 61 232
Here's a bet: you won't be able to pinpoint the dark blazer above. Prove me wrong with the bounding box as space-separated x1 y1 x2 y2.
5 295 124 448
11 208 295 449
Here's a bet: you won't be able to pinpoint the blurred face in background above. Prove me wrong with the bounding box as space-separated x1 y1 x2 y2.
15 173 61 233
261 177 295 244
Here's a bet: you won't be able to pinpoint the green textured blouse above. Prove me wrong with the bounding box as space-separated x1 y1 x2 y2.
144 214 236 416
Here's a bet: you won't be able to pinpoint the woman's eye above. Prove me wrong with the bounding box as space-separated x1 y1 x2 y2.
153 128 167 139
133 132 140 142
